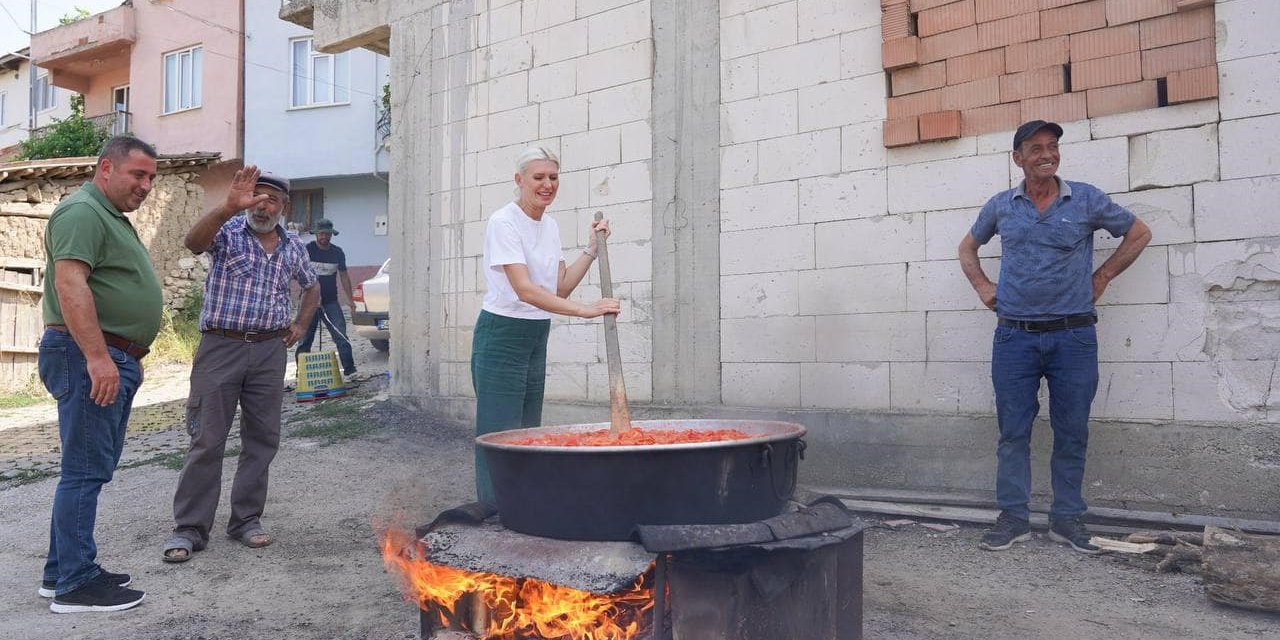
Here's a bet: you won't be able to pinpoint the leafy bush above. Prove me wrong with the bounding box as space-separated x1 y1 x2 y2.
16 95 111 160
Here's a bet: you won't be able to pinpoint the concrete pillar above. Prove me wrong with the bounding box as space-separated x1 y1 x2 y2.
650 0 722 404
387 6 438 397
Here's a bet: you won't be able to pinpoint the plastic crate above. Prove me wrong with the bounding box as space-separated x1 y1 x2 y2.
295 351 346 402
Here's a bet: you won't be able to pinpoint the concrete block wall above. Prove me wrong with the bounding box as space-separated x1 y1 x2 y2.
719 0 1280 424
427 0 655 402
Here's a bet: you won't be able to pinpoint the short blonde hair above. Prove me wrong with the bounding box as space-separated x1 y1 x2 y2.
515 146 560 174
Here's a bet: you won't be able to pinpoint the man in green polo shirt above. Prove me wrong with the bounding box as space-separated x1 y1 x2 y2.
38 136 163 613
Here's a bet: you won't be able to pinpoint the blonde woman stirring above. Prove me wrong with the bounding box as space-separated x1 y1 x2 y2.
472 147 619 502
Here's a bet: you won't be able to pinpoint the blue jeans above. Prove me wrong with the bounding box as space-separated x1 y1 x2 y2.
296 301 355 373
991 324 1099 521
38 328 142 595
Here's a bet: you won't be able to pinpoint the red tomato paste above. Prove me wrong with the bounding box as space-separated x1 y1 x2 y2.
508 427 753 447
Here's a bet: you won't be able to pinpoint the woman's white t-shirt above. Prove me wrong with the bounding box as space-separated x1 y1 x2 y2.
482 202 565 320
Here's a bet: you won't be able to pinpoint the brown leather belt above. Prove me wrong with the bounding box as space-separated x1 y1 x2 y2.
46 324 150 359
202 327 290 342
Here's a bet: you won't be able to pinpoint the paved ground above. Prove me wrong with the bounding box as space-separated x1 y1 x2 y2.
1 334 1277 639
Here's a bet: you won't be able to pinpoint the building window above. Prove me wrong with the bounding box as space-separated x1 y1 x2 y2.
289 188 324 232
290 37 349 108
34 74 56 112
0 92 6 125
163 45 203 114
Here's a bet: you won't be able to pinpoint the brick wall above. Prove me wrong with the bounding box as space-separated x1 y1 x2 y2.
881 0 1220 146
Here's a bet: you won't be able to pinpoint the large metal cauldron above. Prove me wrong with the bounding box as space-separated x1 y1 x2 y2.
476 419 807 541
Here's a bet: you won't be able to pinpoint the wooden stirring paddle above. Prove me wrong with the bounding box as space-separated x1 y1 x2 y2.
594 211 632 434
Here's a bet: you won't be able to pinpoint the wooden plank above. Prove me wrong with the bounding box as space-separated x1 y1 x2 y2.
1203 527 1280 613
0 345 39 354
0 281 43 294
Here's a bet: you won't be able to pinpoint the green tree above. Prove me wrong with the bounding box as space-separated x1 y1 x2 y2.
16 95 112 160
59 7 91 25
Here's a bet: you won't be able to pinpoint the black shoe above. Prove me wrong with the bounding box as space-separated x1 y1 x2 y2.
49 579 145 613
39 569 132 598
979 511 1031 551
343 367 357 376
1049 516 1103 554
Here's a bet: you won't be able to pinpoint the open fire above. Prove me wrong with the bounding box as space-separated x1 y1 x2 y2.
380 528 656 640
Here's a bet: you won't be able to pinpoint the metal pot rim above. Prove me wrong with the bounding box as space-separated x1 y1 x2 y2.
476 419 806 453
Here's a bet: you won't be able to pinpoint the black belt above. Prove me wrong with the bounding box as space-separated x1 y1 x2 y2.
203 327 290 342
998 314 1096 332
47 324 150 359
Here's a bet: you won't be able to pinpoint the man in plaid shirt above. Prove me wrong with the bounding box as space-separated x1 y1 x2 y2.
163 166 319 562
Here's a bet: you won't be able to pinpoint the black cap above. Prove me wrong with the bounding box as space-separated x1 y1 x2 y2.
1012 120 1064 150
314 218 339 235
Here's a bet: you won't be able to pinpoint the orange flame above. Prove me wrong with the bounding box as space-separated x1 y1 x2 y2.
380 528 654 640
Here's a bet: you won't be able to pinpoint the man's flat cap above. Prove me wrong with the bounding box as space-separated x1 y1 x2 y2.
1012 120 1064 150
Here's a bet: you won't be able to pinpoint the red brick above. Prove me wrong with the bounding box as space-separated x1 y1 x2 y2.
1000 66 1067 101
1086 80 1158 117
962 102 1023 136
975 0 1037 23
947 48 1005 84
1041 0 1107 38
1106 0 1177 26
919 25 980 64
883 2 913 41
1142 38 1215 79
884 116 920 147
920 110 963 141
910 0 959 11
1176 0 1213 10
1140 7 1214 50
883 37 921 70
1072 51 1142 90
893 62 948 95
1040 0 1090 8
1070 24 1140 62
941 76 1002 110
888 89 945 118
1166 65 1218 103
919 0 976 37
978 12 1041 50
1006 36 1070 72
1021 92 1088 123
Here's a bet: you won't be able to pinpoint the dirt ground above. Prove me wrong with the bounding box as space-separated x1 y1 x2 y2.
2 341 1278 639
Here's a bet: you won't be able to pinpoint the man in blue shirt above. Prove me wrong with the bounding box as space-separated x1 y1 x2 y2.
958 120 1152 554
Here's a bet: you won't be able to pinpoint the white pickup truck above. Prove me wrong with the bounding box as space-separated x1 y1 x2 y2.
351 259 390 352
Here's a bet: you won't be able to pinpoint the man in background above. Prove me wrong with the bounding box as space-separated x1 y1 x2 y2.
296 218 357 376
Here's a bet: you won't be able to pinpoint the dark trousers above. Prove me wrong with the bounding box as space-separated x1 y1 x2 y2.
296 301 355 373
172 332 287 545
992 324 1100 521
39 329 142 595
470 310 550 503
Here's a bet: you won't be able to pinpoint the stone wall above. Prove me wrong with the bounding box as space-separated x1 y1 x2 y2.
0 172 209 311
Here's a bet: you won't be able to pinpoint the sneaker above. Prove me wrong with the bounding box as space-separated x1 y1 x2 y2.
1048 517 1103 554
979 511 1031 551
343 367 357 377
49 580 145 613
39 569 132 598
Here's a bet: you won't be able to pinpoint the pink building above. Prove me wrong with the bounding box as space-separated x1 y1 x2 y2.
30 0 244 207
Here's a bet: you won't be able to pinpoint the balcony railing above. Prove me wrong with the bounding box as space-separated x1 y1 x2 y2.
31 110 131 140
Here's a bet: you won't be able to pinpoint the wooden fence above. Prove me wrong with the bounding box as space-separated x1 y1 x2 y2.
0 259 45 391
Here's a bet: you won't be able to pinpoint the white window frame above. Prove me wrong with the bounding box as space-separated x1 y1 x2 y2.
34 74 56 112
0 91 6 126
289 37 350 109
162 45 203 115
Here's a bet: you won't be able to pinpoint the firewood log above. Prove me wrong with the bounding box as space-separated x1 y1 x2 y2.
1201 526 1280 613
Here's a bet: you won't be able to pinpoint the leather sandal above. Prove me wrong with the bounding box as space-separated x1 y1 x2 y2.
233 528 272 549
162 536 194 563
